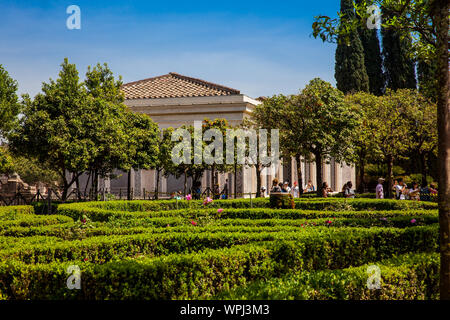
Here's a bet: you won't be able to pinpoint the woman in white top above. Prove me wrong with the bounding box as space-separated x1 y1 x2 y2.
292 181 300 198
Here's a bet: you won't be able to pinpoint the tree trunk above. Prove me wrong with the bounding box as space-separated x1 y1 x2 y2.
84 171 91 198
255 165 262 198
386 155 394 199
211 166 215 192
420 153 428 187
61 181 68 202
295 154 304 196
155 169 160 200
183 170 187 196
127 169 132 201
75 175 81 201
434 0 450 300
234 163 237 199
315 152 323 197
357 158 366 193
92 170 99 200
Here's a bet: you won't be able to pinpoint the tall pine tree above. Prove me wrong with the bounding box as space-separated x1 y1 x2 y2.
356 0 384 95
335 0 369 94
381 7 417 90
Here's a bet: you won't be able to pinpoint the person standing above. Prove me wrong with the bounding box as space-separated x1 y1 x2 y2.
292 181 300 198
283 182 291 194
376 178 385 199
271 179 281 193
343 181 355 198
408 182 420 201
303 180 315 193
396 179 407 200
321 182 331 198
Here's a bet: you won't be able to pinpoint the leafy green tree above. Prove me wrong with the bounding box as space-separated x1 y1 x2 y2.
124 110 160 200
153 128 176 199
345 92 380 192
202 118 235 193
249 95 287 197
0 65 20 138
335 0 370 93
85 63 125 104
372 90 415 197
293 78 360 196
9 59 93 200
312 0 449 298
0 146 13 174
84 63 130 197
381 7 417 90
402 90 437 186
417 56 438 101
12 155 61 187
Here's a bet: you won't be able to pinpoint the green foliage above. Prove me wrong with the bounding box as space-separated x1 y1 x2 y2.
335 0 370 93
269 193 295 209
0 64 20 137
216 252 440 300
381 8 417 90
356 0 384 95
0 146 14 174
0 197 439 299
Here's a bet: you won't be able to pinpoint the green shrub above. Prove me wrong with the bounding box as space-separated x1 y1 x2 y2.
269 193 295 209
57 201 437 222
0 224 438 266
0 206 34 216
0 225 439 300
216 252 440 300
76 198 437 212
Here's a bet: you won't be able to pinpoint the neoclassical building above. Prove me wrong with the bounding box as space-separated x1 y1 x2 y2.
78 72 355 197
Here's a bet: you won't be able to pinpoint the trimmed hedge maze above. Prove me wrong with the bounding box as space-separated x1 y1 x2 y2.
0 198 440 300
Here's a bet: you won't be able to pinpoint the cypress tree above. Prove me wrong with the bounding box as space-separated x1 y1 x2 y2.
381 7 417 90
356 0 384 95
335 0 369 94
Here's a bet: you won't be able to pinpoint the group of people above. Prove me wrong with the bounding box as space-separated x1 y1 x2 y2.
376 178 437 200
268 178 354 198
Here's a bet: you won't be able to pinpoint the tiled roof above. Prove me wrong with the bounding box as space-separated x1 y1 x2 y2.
121 72 241 100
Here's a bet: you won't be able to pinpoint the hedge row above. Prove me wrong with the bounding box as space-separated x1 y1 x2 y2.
0 215 437 240
0 206 34 216
0 215 73 230
0 224 438 266
56 202 437 222
0 229 439 300
215 252 440 300
83 198 436 212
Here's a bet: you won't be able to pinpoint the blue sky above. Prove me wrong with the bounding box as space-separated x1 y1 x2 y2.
0 0 339 98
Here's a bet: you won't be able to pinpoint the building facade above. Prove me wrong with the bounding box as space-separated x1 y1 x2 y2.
76 72 355 198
